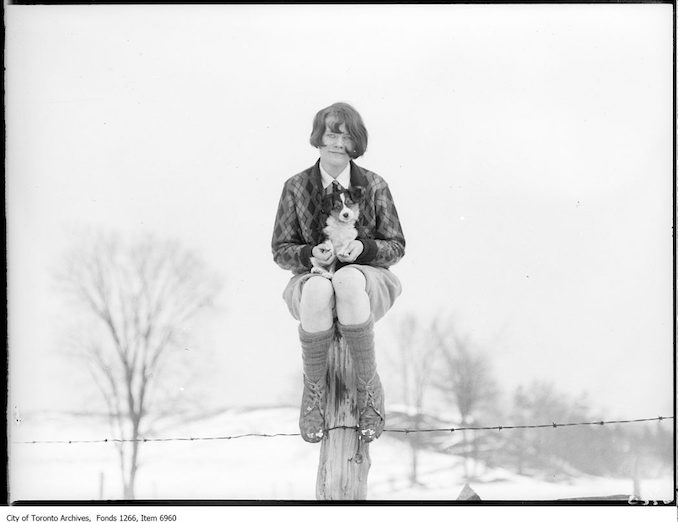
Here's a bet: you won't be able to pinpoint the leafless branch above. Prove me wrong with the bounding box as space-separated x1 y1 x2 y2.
57 231 220 499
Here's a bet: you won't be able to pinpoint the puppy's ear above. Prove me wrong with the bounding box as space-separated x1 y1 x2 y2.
349 186 365 203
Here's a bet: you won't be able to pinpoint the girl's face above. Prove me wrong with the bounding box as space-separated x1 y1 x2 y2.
318 121 353 173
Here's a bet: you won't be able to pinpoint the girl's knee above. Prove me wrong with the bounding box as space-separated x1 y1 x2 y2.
300 276 335 311
332 267 367 299
333 268 371 324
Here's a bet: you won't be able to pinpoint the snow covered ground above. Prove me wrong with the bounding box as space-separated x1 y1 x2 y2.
9 407 674 502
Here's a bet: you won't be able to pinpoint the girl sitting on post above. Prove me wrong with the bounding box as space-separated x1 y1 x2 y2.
271 102 406 443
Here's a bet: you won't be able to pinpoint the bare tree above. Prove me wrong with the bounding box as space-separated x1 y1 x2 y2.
431 317 499 479
57 230 221 499
389 313 439 486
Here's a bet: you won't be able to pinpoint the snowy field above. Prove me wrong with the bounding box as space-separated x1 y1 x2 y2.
9 407 674 502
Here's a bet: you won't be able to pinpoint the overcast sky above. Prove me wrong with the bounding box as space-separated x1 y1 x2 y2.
7 4 673 428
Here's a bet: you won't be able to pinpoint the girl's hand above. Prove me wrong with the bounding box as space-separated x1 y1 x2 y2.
337 240 363 263
312 243 336 267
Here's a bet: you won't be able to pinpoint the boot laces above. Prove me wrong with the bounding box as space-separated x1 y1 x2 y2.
358 374 383 417
303 377 325 416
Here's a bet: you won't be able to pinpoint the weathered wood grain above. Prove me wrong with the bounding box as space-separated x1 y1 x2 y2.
316 333 371 500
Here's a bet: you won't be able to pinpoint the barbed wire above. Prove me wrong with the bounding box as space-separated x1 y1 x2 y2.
384 415 672 434
13 415 672 445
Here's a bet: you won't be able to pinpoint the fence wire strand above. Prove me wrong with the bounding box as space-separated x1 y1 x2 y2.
13 415 672 445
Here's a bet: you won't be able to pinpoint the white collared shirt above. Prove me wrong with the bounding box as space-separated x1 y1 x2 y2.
319 163 351 190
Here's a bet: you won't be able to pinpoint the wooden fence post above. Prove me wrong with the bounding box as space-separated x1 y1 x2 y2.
316 332 371 500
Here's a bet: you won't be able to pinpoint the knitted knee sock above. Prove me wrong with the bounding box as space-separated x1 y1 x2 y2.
338 315 376 382
299 325 334 382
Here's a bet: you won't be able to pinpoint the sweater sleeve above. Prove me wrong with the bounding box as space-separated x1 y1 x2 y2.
271 181 313 273
355 182 405 268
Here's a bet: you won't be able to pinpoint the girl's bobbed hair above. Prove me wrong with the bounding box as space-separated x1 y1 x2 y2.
309 102 368 159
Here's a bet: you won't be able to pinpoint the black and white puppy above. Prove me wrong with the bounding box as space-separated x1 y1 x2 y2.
311 186 365 279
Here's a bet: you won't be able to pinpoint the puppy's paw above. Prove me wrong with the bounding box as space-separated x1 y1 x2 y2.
311 265 333 279
319 241 334 255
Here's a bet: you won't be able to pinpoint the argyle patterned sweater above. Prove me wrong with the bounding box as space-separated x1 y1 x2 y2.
272 160 406 275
